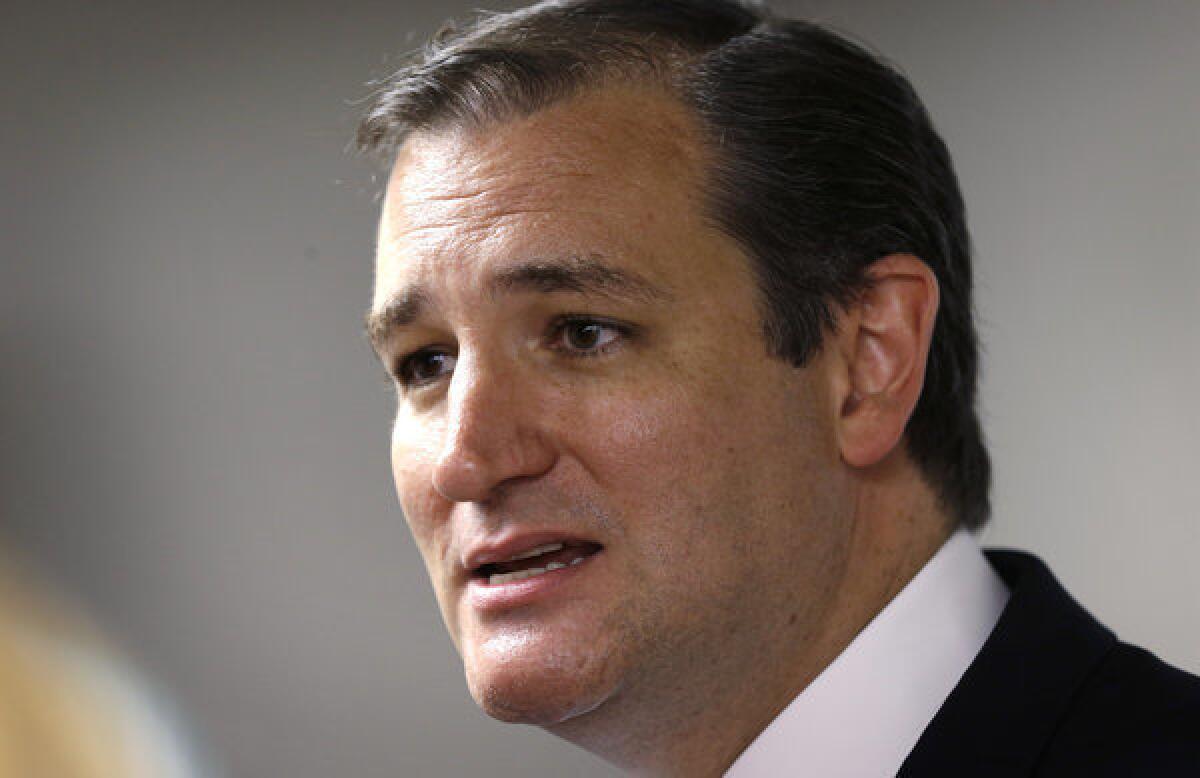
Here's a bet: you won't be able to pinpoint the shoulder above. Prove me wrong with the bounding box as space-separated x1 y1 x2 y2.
1037 641 1200 776
899 547 1200 777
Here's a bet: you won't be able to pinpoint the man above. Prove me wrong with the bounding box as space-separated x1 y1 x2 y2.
359 1 1200 774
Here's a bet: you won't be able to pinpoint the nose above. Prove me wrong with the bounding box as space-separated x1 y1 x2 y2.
431 352 557 503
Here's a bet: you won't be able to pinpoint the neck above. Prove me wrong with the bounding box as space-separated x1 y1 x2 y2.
551 463 955 776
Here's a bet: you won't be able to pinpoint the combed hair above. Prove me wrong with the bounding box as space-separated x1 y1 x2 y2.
358 0 992 530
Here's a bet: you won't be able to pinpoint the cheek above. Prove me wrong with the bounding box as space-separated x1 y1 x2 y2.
555 363 830 565
562 364 775 489
558 379 739 540
391 412 450 558
391 411 466 639
573 383 692 470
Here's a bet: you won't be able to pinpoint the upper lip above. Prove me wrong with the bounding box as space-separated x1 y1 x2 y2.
462 530 599 575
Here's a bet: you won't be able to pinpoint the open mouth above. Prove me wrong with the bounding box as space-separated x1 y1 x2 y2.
474 541 603 585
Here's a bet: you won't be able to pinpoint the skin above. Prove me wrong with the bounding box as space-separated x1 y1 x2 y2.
369 85 954 775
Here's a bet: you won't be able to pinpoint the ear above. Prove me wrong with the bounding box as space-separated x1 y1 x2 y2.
834 254 939 469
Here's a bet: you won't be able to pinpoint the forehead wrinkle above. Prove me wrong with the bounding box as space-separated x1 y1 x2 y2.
372 87 708 356
396 169 597 208
487 254 672 304
392 91 702 221
392 128 602 217
385 178 600 258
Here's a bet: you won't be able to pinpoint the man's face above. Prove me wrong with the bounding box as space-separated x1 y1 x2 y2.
370 87 853 728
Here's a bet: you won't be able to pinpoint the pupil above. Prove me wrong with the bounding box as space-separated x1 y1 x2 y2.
569 323 600 349
416 353 445 380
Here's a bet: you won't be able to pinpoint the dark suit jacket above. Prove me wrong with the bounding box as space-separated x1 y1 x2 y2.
897 549 1200 777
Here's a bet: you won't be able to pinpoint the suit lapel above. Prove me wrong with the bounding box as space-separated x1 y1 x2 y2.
897 550 1115 777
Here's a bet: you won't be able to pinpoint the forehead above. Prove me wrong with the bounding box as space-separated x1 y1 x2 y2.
372 87 715 312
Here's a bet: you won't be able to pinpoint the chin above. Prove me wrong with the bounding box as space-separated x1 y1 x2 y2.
462 629 619 727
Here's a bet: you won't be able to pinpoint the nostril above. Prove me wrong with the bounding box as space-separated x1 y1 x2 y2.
432 451 492 503
433 432 558 504
430 370 559 503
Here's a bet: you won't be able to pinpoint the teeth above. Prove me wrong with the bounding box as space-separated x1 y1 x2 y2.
484 545 597 585
490 566 546 584
507 542 563 562
487 554 591 584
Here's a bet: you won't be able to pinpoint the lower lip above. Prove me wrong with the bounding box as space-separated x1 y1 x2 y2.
466 551 601 611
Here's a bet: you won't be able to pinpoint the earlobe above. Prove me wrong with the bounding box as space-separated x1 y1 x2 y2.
837 254 939 469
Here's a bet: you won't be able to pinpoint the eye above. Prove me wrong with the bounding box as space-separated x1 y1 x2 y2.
395 348 456 388
550 317 625 355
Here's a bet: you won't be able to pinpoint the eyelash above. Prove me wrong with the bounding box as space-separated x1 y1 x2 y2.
390 315 631 391
546 315 629 358
392 348 454 390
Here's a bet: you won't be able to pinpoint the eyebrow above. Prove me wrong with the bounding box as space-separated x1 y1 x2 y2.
364 253 670 352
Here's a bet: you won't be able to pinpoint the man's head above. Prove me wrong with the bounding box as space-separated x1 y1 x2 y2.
362 0 988 770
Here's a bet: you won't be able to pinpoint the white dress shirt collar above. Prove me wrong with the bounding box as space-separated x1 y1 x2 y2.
725 527 1010 777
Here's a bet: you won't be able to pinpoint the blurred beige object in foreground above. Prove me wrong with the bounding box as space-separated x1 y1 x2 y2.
0 549 205 778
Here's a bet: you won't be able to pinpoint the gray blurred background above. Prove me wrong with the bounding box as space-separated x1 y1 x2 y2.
2 0 1197 775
